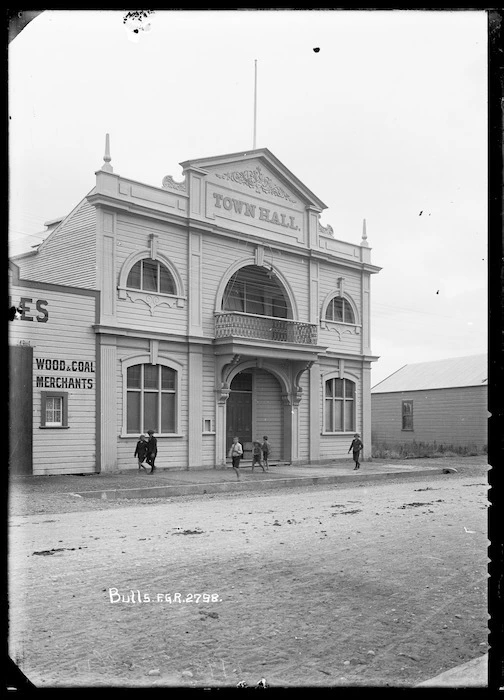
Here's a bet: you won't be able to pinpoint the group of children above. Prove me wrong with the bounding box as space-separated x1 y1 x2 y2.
134 430 158 473
229 436 270 479
251 437 270 472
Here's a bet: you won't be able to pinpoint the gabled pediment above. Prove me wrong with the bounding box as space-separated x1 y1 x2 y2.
179 148 327 212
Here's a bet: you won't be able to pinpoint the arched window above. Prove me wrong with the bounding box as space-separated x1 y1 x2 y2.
222 265 289 318
126 258 176 295
126 364 177 434
325 297 355 324
324 378 355 432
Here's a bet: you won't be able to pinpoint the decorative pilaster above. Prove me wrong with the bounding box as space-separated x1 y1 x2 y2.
99 338 117 472
215 385 230 467
99 210 116 324
309 361 320 462
188 347 203 468
309 259 319 325
189 232 203 335
361 363 372 461
306 205 321 248
362 273 371 355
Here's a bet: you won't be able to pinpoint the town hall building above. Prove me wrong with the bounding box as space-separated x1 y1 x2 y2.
9 139 381 474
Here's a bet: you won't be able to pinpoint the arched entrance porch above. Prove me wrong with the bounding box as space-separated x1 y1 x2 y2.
226 368 284 462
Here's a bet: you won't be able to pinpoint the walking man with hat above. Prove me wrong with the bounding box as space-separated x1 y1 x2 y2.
348 433 363 470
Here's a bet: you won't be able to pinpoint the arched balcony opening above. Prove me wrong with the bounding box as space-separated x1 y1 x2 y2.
222 265 292 319
216 265 317 345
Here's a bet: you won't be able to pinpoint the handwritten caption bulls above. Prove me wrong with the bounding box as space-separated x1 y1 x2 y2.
108 588 222 604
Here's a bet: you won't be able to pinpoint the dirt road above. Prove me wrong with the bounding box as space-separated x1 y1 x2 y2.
8 466 488 688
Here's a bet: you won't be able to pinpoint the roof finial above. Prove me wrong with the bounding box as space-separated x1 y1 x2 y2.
361 218 369 247
102 133 113 173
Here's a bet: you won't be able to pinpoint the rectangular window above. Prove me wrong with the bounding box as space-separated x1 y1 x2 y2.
324 378 355 433
203 419 213 433
402 400 414 430
40 392 68 428
126 364 177 435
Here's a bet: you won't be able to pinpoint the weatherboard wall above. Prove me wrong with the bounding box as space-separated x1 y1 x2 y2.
371 386 488 451
14 200 97 289
9 278 98 475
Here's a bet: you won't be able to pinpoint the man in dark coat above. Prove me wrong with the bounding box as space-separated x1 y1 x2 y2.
146 429 158 474
348 433 363 470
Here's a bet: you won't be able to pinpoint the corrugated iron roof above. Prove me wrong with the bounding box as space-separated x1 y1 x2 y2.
371 354 487 393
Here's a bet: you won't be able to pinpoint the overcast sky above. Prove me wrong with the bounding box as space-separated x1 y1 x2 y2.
8 9 488 385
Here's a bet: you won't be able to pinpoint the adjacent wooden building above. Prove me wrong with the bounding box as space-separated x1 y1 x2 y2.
371 354 488 451
9 140 381 474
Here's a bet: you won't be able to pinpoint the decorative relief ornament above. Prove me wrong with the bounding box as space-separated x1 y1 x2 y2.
215 166 297 203
162 175 187 192
126 292 183 315
319 222 334 237
320 321 360 340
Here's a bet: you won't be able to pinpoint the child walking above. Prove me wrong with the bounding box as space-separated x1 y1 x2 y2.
251 441 266 472
134 434 149 471
348 433 363 470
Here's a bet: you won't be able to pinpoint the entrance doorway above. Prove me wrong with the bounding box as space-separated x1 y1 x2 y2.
226 369 284 462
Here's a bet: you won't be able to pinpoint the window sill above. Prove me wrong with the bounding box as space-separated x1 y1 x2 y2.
321 320 361 327
39 425 70 429
401 429 414 432
321 431 357 436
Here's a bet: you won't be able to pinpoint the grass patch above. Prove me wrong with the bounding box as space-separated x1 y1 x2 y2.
371 440 484 459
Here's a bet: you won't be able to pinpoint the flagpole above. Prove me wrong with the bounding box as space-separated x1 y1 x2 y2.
253 59 257 149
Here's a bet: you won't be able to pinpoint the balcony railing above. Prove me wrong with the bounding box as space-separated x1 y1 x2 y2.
215 312 318 345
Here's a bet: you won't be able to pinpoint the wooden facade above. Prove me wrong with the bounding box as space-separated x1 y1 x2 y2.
10 145 380 473
8 264 99 475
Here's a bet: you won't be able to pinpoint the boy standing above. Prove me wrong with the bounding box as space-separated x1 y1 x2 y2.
251 441 266 472
228 436 243 480
348 433 363 470
261 436 270 471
